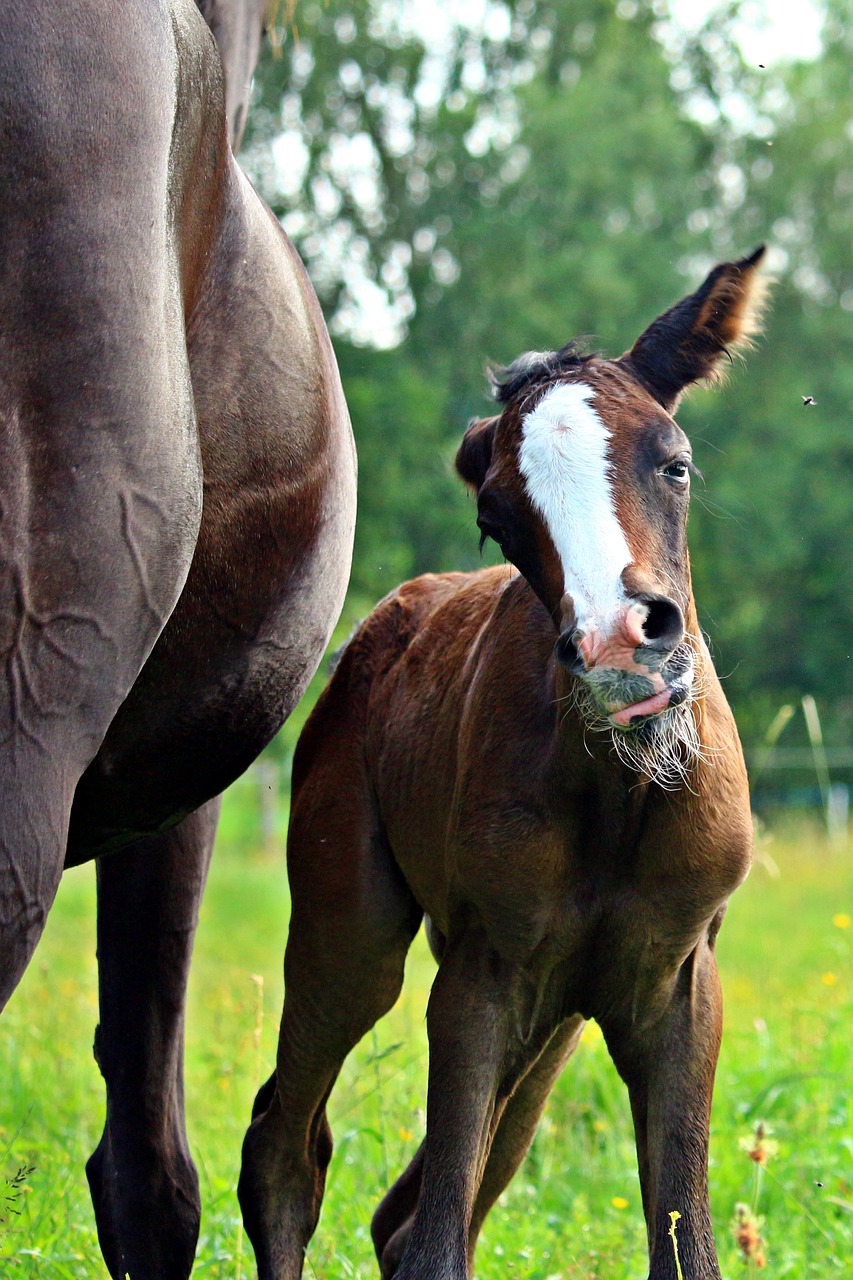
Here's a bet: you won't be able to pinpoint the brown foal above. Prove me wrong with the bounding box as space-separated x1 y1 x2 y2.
239 250 766 1280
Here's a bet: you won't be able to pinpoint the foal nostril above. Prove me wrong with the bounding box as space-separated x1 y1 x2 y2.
639 595 684 651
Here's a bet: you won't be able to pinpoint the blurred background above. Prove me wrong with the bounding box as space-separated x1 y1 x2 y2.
228 0 853 842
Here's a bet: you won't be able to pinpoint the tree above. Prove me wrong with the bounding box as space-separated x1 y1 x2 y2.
249 0 853 748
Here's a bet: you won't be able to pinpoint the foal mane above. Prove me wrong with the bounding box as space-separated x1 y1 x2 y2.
489 342 596 407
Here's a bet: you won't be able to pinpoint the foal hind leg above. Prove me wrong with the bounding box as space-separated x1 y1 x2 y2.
467 1015 585 1261
239 783 422 1280
372 1016 584 1278
86 800 218 1280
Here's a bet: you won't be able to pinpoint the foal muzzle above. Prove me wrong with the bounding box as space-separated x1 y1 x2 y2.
556 605 695 729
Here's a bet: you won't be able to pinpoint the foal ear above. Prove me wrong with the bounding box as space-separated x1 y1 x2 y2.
455 416 499 492
623 246 768 411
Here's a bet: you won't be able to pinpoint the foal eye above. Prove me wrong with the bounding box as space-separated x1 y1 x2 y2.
661 460 691 484
477 520 506 552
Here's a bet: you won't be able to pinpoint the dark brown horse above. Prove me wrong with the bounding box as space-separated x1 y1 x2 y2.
0 2 355 1277
239 251 766 1280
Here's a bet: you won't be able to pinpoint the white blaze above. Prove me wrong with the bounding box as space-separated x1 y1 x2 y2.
518 382 631 633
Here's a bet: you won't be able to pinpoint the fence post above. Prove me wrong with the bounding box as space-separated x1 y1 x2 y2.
827 783 849 850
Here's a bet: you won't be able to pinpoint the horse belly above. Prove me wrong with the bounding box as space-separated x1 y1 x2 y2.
67 164 357 859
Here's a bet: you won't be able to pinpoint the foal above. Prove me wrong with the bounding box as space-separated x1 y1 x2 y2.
240 250 766 1280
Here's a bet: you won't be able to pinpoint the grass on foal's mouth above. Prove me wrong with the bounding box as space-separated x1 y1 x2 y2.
0 814 850 1278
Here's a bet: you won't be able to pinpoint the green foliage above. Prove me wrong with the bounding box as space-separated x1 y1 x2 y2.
0 824 850 1276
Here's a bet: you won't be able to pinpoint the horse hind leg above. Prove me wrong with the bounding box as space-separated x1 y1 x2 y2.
369 916 440 1274
238 763 422 1280
86 800 219 1280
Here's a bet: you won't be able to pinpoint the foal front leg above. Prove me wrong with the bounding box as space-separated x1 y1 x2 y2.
393 928 527 1280
86 801 218 1280
374 1015 584 1279
604 940 724 1280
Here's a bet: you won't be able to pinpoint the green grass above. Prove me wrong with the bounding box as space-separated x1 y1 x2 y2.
0 809 850 1278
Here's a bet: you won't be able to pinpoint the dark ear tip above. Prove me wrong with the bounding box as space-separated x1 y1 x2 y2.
739 244 766 270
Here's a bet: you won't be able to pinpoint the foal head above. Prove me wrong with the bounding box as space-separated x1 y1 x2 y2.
457 249 767 784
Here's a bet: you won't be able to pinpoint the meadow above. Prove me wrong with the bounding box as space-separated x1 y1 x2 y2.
0 793 850 1279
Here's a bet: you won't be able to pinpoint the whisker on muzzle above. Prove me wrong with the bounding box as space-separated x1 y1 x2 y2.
564 634 715 791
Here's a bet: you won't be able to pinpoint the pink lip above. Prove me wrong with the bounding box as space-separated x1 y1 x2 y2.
610 688 673 727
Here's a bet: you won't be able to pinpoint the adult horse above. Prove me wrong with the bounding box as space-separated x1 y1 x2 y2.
0 2 355 1277
239 251 765 1279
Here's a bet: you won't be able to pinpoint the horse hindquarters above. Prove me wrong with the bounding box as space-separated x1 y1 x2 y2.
0 0 217 999
67 156 357 859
